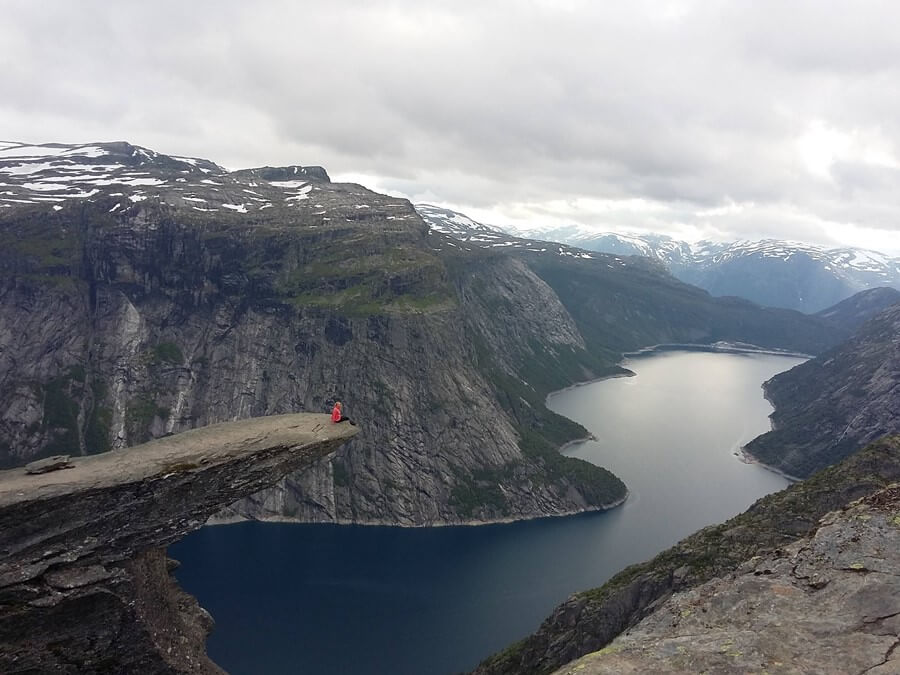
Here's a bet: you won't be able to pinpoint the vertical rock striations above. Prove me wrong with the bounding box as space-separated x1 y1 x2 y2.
0 142 844 525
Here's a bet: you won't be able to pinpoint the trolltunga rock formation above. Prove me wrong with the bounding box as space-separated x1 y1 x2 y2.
0 413 356 674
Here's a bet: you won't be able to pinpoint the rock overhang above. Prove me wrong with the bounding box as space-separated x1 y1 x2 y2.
0 413 357 673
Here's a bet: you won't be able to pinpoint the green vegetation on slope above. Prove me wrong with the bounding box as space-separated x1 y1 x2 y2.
462 321 628 515
274 242 457 316
0 209 83 271
152 342 184 365
526 254 845 357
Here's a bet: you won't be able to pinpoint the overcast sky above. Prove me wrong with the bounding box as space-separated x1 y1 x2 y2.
4 1 900 253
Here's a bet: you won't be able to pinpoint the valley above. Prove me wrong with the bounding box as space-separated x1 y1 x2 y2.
170 349 798 674
6 6 900 674
0 142 843 528
1 141 898 674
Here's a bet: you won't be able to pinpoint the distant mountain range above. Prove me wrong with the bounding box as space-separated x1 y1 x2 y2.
415 204 900 313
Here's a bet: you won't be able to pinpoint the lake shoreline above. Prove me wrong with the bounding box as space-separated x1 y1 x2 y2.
208 347 801 531
623 342 813 359
736 447 802 482
545 370 636 403
206 490 630 529
734 373 805 483
177 349 801 675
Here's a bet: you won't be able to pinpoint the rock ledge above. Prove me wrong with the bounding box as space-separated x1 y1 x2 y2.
0 413 357 674
554 484 900 675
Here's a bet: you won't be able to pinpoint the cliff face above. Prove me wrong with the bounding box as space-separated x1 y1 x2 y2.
0 413 356 674
475 436 900 675
553 482 900 675
744 302 900 478
0 142 845 526
0 143 629 525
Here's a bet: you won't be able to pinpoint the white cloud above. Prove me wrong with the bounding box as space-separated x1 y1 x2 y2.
2 1 900 253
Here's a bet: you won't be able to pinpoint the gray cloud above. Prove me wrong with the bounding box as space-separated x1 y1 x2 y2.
3 0 900 253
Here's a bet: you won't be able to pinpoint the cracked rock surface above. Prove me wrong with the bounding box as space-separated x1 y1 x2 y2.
553 484 900 675
0 413 356 674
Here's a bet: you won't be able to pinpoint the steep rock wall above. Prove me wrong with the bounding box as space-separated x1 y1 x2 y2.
745 302 900 477
0 148 845 526
0 201 625 525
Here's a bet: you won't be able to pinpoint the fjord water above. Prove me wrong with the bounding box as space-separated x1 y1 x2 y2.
170 350 803 675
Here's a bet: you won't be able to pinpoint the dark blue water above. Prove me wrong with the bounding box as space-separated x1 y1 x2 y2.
170 350 803 675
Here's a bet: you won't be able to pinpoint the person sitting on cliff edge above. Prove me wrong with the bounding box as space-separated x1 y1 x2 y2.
331 401 355 425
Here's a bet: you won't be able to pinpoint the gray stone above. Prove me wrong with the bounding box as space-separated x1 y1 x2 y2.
552 484 900 675
474 436 900 675
25 454 73 474
0 413 356 674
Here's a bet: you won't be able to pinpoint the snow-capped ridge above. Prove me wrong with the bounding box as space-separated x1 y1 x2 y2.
0 142 336 215
413 205 900 312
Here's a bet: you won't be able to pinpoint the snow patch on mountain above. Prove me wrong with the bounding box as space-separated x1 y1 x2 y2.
414 205 900 312
0 142 334 216
414 205 653 275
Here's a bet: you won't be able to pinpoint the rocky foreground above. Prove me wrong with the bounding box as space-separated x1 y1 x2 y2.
554 483 900 675
475 436 900 674
0 413 356 674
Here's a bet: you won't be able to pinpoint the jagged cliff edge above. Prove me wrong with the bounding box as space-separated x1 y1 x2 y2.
0 413 356 674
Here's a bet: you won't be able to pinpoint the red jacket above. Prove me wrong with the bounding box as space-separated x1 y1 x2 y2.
331 405 342 423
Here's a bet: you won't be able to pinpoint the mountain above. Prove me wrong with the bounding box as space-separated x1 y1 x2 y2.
1 142 635 525
743 301 900 478
0 142 844 527
414 204 504 241
414 205 900 313
474 435 900 675
815 286 900 332
673 240 900 313
0 414 356 673
416 202 612 260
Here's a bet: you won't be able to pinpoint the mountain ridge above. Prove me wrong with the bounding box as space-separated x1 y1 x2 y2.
415 204 900 313
743 301 900 478
0 142 846 526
